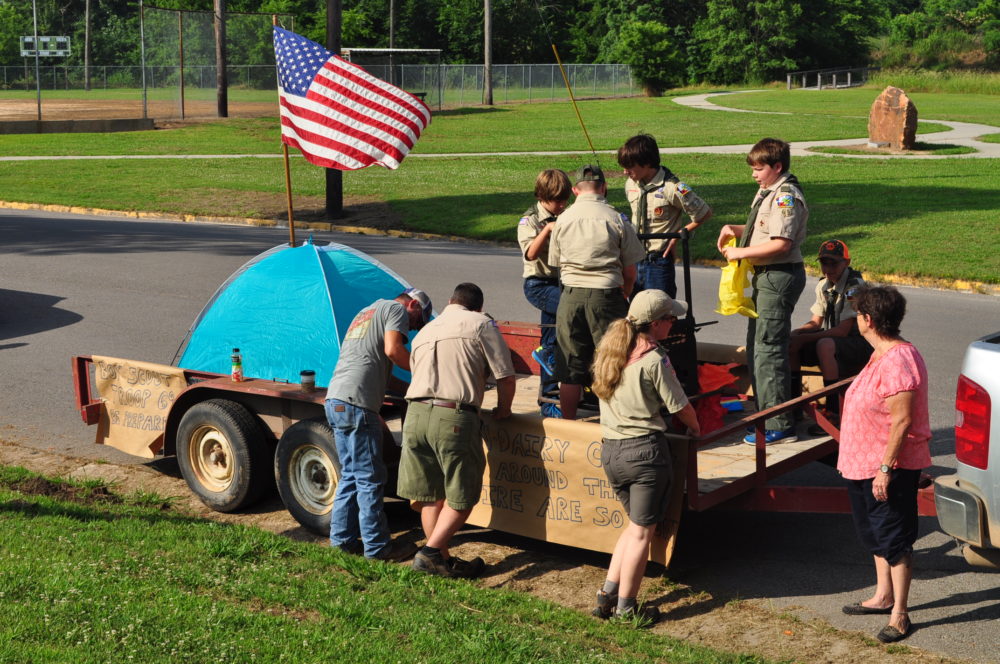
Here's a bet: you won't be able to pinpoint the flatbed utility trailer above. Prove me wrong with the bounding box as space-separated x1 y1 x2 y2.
70 233 934 567
70 332 933 569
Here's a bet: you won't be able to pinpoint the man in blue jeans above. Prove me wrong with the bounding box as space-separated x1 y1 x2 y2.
325 288 432 561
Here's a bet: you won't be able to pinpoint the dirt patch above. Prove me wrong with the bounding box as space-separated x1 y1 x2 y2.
0 97 276 123
0 438 968 664
9 474 122 505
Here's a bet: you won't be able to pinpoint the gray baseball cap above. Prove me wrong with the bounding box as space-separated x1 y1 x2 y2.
405 288 433 323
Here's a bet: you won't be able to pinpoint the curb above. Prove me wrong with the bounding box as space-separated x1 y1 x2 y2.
4 199 996 296
0 198 508 247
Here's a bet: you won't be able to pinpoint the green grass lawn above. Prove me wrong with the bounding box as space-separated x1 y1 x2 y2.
0 92 996 284
2 151 996 283
0 466 768 664
0 96 896 157
713 88 1000 127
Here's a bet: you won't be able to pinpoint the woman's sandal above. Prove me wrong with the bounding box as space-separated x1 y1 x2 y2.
876 612 912 643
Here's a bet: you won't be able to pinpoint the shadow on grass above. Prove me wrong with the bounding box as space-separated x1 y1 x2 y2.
431 106 511 118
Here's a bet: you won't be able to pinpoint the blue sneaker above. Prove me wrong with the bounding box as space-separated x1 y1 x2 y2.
540 402 562 419
743 429 798 445
532 346 556 377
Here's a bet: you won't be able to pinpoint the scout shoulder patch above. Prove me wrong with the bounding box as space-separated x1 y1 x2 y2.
776 194 795 208
676 182 691 196
518 216 530 226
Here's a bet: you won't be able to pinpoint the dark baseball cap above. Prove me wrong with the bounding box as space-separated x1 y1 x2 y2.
818 239 850 261
572 164 605 184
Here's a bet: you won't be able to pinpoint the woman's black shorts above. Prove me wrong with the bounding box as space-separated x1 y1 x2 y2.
846 468 921 564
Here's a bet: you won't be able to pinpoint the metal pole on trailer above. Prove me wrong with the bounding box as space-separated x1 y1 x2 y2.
325 0 343 218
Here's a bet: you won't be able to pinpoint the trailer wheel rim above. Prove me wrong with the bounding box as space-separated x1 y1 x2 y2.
187 424 234 492
289 445 337 515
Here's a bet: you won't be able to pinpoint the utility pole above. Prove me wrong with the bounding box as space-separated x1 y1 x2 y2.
84 0 91 91
483 0 493 105
326 0 344 217
214 0 228 117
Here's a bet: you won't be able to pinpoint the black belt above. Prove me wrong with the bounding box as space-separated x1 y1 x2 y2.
753 262 803 274
411 398 478 413
525 276 558 284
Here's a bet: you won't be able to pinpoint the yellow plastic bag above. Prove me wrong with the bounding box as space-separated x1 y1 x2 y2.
715 238 758 318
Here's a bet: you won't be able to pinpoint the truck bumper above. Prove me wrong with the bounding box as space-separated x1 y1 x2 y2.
935 475 987 547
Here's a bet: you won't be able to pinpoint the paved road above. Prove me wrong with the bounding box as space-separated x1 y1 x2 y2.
2 209 999 661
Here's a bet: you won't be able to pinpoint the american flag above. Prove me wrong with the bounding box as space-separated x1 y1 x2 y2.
273 27 431 170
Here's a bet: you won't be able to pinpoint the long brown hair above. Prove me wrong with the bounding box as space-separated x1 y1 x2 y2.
591 318 650 400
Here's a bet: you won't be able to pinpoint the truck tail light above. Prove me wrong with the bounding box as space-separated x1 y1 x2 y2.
955 374 990 470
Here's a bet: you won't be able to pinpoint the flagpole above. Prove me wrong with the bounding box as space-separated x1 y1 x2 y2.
274 15 296 247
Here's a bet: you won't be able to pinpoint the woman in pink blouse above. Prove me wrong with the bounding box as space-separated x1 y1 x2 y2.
837 285 931 644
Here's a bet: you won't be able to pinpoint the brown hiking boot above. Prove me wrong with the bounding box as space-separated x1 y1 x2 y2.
591 590 616 619
412 551 485 579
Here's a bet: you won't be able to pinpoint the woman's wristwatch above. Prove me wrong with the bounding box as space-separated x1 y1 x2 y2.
879 464 891 474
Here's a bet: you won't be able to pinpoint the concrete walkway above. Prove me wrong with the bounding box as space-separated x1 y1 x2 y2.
672 90 1000 159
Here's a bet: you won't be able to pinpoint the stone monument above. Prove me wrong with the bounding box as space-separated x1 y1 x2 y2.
868 86 918 150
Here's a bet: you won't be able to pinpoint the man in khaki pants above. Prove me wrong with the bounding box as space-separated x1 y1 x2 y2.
398 283 515 578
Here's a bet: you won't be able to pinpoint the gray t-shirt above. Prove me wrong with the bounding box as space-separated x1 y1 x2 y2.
326 299 409 412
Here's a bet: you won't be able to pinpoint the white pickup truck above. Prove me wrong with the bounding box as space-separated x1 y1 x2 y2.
934 331 1000 568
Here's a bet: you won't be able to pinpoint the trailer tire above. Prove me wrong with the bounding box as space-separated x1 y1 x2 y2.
176 399 270 513
275 419 341 536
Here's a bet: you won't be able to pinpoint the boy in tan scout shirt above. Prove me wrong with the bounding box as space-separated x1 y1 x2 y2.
717 138 807 445
517 169 572 418
399 282 515 579
790 239 871 433
548 164 646 420
618 134 713 299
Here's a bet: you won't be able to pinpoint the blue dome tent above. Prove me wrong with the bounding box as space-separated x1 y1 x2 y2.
174 241 424 386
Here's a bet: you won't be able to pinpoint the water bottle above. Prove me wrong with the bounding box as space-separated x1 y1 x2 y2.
231 348 243 382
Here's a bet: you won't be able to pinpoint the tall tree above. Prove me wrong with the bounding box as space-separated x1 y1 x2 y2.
690 0 801 83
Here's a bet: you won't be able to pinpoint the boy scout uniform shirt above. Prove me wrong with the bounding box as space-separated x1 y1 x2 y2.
405 303 515 408
548 193 646 289
517 202 559 279
810 267 866 331
625 167 711 253
599 347 690 440
747 172 808 266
